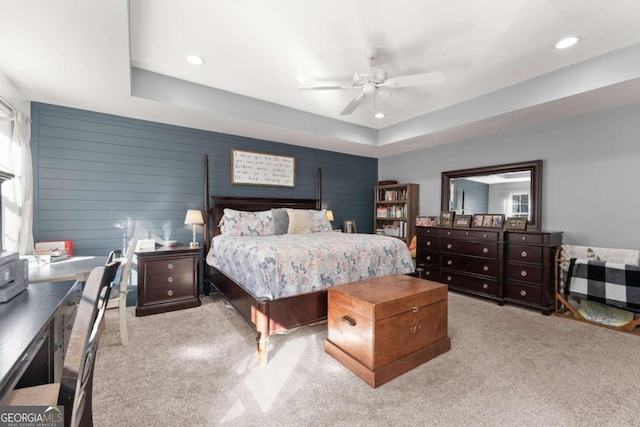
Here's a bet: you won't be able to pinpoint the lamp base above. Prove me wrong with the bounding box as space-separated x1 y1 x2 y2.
190 241 200 249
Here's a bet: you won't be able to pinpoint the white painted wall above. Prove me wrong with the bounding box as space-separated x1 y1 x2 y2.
0 70 30 116
379 102 640 249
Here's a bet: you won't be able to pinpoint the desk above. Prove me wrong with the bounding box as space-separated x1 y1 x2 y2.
0 280 78 402
26 256 107 284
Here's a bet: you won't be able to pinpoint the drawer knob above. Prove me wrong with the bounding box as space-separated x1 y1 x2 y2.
520 290 527 297
167 263 174 270
482 247 489 254
522 236 527 241
447 231 451 235
520 270 527 277
521 251 528 258
483 265 489 272
482 283 489 289
447 243 452 249
425 271 430 276
447 260 453 265
483 234 487 238
167 289 174 296
427 241 431 246
465 232 469 236
167 276 174 283
426 255 431 261
446 276 452 282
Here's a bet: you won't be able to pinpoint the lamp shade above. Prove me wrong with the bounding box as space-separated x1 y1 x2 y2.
184 209 204 225
326 210 334 221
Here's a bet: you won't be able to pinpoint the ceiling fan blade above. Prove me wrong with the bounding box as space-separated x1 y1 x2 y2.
382 71 446 88
340 93 366 115
298 85 356 91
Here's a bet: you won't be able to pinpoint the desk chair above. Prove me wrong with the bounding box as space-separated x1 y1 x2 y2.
106 238 136 345
2 260 120 426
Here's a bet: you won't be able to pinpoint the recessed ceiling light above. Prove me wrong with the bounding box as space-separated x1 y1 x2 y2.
374 112 385 119
555 36 581 50
186 54 205 65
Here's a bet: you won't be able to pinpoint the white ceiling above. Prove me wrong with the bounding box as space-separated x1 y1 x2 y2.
1 1 640 158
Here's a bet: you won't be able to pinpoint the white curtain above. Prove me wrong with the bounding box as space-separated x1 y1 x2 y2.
2 112 34 254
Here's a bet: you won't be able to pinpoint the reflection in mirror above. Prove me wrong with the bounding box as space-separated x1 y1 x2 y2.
442 160 542 230
449 171 531 220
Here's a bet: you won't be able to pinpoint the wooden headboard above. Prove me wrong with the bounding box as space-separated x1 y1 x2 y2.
202 154 322 254
209 196 318 237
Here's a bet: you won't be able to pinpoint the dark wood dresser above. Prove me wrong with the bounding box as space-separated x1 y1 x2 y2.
416 226 562 314
136 246 201 316
505 231 563 314
439 228 505 304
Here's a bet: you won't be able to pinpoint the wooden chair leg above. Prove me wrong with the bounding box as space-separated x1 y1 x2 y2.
119 290 128 346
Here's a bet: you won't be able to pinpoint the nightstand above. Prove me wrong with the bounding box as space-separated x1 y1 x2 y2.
135 246 201 316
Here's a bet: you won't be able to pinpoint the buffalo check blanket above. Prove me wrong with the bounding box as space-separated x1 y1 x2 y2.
567 258 640 312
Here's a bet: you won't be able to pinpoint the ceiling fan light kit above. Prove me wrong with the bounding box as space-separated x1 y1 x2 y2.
299 47 446 117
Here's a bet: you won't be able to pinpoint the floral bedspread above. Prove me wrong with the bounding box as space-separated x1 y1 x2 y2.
205 232 414 300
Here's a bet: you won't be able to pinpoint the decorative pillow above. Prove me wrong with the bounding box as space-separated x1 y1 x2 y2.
271 208 289 235
286 208 311 234
307 209 333 232
219 209 274 236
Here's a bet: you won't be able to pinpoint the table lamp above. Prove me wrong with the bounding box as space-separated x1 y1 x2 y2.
184 209 204 248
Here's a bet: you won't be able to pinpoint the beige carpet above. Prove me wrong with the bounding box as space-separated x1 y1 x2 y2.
94 292 640 426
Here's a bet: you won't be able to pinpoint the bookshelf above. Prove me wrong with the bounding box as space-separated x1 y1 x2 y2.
374 183 419 245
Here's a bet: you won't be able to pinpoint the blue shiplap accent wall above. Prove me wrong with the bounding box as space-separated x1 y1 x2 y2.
450 178 488 214
31 103 377 256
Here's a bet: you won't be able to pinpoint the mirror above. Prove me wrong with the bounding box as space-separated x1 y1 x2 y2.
441 160 542 230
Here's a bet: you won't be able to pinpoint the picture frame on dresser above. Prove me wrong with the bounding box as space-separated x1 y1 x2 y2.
482 215 493 227
440 211 454 227
505 217 527 230
453 214 472 228
491 214 504 228
472 214 484 227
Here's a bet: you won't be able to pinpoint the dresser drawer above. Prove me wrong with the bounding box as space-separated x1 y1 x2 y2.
507 233 543 245
507 264 542 284
508 245 542 264
146 257 194 274
417 250 438 267
417 227 440 237
418 267 439 280
505 282 541 304
441 270 498 296
441 239 498 259
441 229 499 241
418 236 439 250
441 255 498 278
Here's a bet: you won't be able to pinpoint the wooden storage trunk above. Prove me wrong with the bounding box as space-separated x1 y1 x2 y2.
325 275 450 388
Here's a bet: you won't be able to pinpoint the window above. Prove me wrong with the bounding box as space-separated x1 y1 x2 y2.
510 192 529 218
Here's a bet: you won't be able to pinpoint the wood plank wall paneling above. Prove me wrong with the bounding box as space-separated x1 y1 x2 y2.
31 103 378 256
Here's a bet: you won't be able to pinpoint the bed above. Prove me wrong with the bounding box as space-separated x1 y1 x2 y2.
202 158 414 366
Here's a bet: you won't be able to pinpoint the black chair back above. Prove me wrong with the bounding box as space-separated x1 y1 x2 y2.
58 259 120 426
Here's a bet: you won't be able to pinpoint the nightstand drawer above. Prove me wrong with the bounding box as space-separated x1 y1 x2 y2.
143 271 196 304
146 257 193 274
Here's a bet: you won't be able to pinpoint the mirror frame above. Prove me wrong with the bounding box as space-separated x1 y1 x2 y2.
441 160 542 231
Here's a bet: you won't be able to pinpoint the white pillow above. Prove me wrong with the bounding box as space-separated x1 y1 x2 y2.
286 208 311 234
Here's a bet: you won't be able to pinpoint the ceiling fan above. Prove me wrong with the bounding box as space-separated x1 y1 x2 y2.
299 47 446 116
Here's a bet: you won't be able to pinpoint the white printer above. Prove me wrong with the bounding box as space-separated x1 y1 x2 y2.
0 252 28 303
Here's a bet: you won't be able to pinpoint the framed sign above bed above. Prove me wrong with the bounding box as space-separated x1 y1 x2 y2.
231 149 295 187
